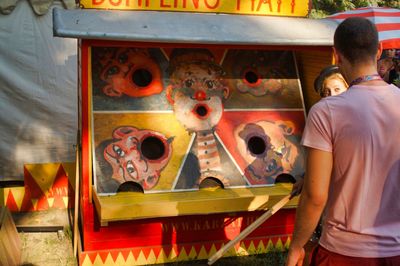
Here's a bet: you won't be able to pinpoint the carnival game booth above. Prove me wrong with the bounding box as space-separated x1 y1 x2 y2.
53 2 337 265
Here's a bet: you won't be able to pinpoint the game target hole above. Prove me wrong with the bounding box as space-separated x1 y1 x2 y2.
195 105 208 117
117 181 144 193
140 136 166 160
244 70 259 85
199 177 224 189
247 136 267 155
132 68 153 87
275 173 296 184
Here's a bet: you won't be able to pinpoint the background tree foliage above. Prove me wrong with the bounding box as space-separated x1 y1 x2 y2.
310 0 400 18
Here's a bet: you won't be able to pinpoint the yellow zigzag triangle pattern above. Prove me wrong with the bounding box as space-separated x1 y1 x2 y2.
80 237 290 266
0 163 75 211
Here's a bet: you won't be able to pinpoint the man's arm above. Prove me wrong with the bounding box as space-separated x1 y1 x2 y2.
286 147 333 266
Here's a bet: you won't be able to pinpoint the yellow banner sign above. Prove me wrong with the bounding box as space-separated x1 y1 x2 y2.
80 0 311 17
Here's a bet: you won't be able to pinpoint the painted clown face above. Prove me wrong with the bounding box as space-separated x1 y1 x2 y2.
235 121 300 185
99 48 163 98
230 51 289 97
104 126 172 190
237 67 284 96
167 62 229 132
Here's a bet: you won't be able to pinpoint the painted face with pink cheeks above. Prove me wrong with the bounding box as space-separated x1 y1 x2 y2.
167 61 229 132
236 66 285 96
235 120 302 185
104 126 172 190
99 48 163 98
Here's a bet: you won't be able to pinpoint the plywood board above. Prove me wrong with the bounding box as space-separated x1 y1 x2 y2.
0 207 21 266
90 46 306 195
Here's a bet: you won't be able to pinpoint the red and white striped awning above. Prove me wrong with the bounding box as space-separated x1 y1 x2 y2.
328 7 400 49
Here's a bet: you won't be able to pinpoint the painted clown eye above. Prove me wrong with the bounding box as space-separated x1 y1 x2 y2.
113 145 125 157
266 159 277 172
205 80 214 89
146 175 156 185
118 53 128 64
107 66 119 77
126 161 137 178
185 79 194 88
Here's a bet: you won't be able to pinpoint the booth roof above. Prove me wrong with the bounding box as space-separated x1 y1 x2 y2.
53 8 337 46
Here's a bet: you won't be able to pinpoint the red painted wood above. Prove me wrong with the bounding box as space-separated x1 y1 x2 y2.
79 39 297 252
82 39 332 52
81 202 295 251
5 191 19 212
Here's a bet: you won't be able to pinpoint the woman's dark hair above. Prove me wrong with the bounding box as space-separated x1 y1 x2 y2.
334 17 379 65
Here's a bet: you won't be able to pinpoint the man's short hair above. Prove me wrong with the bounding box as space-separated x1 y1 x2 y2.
334 17 379 65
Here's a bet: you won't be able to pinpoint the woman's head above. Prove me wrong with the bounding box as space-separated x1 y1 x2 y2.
385 48 397 59
314 65 348 98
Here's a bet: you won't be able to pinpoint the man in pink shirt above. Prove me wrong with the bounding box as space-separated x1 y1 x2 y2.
286 17 400 266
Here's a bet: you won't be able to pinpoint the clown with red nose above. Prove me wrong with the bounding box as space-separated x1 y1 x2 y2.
166 49 230 187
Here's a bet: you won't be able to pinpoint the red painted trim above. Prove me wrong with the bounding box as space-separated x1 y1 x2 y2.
80 238 291 265
83 39 332 52
81 42 89 205
81 205 295 251
80 41 93 251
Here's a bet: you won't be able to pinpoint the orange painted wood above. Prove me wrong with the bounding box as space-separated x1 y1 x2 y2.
295 49 334 112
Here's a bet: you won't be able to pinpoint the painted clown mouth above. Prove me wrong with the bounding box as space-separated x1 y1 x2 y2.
192 104 211 119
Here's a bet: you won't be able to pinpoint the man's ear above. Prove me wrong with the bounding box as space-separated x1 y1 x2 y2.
333 47 341 65
376 42 383 60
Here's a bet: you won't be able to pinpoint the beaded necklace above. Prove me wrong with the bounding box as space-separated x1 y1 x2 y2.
349 74 382 87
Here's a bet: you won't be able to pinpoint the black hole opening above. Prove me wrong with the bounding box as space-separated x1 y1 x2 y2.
141 136 166 160
132 68 153 87
199 177 224 189
0 180 25 188
275 173 296 184
244 71 259 84
117 181 144 193
248 136 267 155
196 106 208 117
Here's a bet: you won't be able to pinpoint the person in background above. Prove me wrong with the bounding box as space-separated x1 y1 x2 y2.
286 17 400 266
314 65 348 97
384 48 397 59
388 53 400 87
377 48 400 86
377 56 393 82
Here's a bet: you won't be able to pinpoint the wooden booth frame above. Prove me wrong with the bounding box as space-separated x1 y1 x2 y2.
53 8 337 265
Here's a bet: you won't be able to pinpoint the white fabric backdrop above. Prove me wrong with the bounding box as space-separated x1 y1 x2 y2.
0 1 77 179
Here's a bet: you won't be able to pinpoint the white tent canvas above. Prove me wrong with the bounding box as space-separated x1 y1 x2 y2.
0 1 77 179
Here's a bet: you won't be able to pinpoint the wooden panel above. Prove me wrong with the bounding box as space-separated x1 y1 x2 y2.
295 50 334 112
93 183 298 224
0 163 74 212
0 207 21 266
